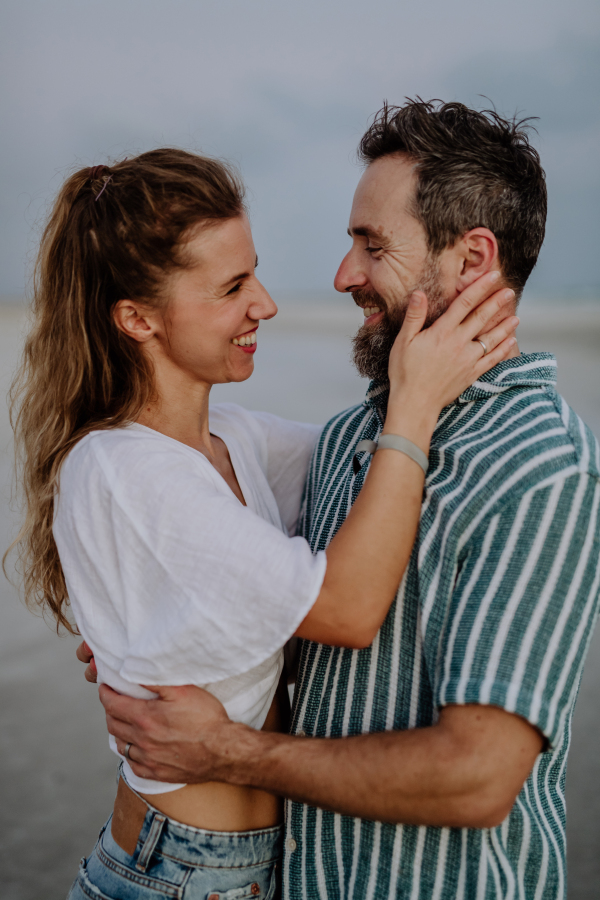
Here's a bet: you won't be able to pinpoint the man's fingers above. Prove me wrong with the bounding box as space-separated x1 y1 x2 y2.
98 683 145 722
84 659 98 683
76 640 93 664
106 712 138 744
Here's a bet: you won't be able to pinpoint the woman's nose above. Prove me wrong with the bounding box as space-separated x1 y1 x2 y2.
334 250 368 293
249 279 278 321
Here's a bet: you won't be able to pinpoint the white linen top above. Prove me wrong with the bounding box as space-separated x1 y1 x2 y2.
53 403 325 793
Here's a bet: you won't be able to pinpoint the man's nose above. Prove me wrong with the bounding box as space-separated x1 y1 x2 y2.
334 250 368 293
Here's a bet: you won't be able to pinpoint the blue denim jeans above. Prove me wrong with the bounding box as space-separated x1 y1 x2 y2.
67 801 282 900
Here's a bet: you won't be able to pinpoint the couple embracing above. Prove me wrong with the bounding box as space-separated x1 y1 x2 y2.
11 99 600 900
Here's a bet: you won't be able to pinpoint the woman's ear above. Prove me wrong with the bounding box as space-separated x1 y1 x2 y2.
454 228 501 292
113 299 157 343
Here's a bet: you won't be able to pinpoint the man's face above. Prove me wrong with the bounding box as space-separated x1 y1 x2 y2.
334 154 451 381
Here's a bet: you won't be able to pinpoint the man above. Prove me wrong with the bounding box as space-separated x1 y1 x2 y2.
98 101 600 898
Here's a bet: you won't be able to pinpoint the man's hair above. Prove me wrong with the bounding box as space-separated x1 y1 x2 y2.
358 99 547 296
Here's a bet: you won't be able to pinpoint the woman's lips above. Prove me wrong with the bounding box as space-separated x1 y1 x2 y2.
232 327 258 353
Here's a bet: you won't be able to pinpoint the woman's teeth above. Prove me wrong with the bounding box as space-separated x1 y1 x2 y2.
232 332 257 347
363 307 381 318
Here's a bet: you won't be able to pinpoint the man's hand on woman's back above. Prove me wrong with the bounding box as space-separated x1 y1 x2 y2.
76 641 98 683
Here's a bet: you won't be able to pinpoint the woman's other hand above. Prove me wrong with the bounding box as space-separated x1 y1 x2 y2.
76 640 97 683
388 271 519 413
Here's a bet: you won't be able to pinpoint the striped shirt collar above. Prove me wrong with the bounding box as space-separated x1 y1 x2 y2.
365 351 558 414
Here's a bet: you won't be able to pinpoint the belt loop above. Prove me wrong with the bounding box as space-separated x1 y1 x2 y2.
135 812 166 872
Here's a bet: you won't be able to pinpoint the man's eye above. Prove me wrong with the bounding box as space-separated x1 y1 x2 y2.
366 247 383 255
227 282 242 295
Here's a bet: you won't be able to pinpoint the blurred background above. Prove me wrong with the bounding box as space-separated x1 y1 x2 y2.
1 1 599 898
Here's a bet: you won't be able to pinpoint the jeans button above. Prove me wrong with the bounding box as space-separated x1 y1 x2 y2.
207 894 219 900
251 884 260 895
286 837 297 852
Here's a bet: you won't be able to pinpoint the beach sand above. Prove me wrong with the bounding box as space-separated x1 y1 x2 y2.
1 298 599 899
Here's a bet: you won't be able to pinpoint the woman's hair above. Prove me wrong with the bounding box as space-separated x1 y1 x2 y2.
6 148 246 632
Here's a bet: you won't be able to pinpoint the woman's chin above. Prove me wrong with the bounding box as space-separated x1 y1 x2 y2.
226 359 255 384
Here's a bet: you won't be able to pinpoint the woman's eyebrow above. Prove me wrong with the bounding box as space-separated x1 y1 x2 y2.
222 257 259 288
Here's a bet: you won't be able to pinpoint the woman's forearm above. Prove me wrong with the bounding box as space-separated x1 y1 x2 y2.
295 392 436 648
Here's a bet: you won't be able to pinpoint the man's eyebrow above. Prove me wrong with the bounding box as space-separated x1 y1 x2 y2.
347 225 387 243
222 256 259 287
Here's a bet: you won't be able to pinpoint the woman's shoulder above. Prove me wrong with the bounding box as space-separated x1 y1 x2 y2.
61 425 208 492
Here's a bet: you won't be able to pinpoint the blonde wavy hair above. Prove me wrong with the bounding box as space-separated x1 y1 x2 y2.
6 149 245 632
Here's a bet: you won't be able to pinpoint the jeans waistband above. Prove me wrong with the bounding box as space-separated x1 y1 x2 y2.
121 767 283 870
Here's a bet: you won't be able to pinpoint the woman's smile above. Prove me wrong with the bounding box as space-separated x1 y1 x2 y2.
232 326 258 352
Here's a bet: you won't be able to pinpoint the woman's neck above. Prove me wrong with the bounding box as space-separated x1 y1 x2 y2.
137 365 214 455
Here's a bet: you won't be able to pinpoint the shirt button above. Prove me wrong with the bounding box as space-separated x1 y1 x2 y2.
297 729 306 737
286 837 297 852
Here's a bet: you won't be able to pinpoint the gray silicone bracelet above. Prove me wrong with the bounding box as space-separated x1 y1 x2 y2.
354 435 428 475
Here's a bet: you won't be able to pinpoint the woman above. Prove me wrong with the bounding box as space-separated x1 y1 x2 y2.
8 149 517 899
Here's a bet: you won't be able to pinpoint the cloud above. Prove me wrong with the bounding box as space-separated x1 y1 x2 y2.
1 0 598 295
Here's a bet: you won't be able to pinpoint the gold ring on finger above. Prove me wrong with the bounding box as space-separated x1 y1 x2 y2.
475 338 488 357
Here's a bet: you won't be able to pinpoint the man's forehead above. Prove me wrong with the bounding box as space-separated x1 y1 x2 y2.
350 156 417 226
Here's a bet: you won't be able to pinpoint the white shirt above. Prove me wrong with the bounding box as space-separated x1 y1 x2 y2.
53 403 325 793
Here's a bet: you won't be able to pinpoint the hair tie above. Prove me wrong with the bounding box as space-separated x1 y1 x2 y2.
90 159 127 201
89 165 108 181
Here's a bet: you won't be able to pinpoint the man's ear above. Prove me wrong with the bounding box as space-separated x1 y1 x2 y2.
454 228 501 292
113 299 158 343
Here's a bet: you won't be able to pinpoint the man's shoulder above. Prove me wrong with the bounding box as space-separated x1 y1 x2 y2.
432 383 600 513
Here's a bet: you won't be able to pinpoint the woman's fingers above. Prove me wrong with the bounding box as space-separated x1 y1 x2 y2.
435 270 502 330
473 336 518 377
461 288 516 339
476 316 520 356
396 291 428 341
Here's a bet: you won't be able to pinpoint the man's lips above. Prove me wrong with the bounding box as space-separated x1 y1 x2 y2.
364 310 384 325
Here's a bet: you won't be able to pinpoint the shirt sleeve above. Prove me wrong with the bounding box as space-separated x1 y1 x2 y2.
245 410 322 536
434 472 600 748
60 434 327 688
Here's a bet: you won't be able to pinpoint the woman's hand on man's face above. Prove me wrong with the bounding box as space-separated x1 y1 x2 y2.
76 640 98 683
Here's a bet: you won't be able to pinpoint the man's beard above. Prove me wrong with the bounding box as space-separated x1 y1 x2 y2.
351 256 448 383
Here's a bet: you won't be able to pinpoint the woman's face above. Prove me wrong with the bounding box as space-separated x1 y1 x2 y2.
146 214 277 386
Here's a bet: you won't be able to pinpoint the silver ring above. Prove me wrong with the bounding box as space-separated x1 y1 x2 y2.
475 338 488 357
124 742 133 761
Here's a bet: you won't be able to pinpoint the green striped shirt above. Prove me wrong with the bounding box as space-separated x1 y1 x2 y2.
284 353 600 900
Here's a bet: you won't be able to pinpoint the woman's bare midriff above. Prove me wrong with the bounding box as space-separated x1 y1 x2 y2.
136 680 288 831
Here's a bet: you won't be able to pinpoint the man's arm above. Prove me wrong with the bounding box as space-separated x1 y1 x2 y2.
100 684 542 828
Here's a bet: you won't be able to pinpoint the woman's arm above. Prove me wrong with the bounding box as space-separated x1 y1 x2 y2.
295 277 517 648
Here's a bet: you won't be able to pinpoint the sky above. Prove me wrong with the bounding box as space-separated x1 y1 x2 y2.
1 0 599 299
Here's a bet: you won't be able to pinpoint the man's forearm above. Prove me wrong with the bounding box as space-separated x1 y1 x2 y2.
103 686 543 829
210 706 539 828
